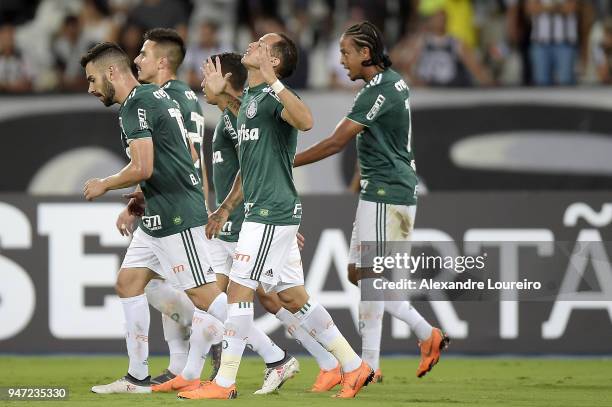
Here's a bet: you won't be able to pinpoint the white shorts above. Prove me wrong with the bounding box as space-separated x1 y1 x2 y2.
348 200 416 267
208 238 237 277
121 226 216 290
229 222 303 293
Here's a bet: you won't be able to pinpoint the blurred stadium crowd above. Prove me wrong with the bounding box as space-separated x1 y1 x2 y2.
1 0 612 93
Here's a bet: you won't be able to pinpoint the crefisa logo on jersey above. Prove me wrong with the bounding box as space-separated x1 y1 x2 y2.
246 100 257 118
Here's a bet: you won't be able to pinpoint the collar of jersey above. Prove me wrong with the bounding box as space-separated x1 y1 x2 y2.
247 82 267 93
120 85 140 110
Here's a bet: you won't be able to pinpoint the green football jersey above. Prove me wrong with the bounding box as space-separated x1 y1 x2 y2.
119 84 207 237
162 79 205 165
237 83 301 225
347 68 418 206
212 108 244 242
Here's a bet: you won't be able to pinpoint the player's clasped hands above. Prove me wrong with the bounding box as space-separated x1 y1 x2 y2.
202 56 231 96
83 178 107 201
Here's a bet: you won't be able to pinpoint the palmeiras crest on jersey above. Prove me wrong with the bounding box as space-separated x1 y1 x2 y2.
246 100 257 118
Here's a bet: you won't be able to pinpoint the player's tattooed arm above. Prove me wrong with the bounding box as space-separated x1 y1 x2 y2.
84 138 153 200
293 118 363 167
205 171 243 239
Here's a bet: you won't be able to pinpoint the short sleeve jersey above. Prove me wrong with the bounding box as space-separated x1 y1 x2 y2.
237 83 301 225
119 84 207 237
347 69 418 206
212 108 244 242
162 79 205 165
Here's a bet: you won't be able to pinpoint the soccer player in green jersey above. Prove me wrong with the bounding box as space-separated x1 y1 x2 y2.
293 21 449 382
202 52 342 393
81 42 227 394
178 34 373 400
107 27 215 391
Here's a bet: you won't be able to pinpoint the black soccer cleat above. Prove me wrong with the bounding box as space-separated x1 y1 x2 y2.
150 369 176 385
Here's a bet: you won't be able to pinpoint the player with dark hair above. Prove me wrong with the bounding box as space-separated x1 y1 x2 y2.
81 42 227 394
202 52 343 394
105 26 218 392
293 21 449 382
178 33 373 400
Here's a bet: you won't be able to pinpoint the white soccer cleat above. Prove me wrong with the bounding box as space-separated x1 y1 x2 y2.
253 356 300 395
91 375 151 394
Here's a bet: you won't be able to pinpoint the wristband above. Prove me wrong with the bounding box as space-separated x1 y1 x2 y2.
270 79 285 94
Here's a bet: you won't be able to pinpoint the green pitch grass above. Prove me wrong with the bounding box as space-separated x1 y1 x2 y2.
1 356 611 407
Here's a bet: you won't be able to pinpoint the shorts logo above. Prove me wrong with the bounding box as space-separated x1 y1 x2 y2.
234 253 251 262
207 267 214 275
246 100 257 118
172 264 185 273
264 269 273 278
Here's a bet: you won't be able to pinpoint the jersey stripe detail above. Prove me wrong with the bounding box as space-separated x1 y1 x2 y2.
187 228 206 284
249 225 270 280
250 225 275 281
180 230 201 286
253 225 275 281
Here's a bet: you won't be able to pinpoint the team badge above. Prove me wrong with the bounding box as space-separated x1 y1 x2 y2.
246 100 257 118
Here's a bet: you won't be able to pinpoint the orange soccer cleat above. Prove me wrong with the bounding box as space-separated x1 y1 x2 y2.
151 375 200 393
333 361 374 398
177 380 237 400
310 364 342 392
416 328 450 378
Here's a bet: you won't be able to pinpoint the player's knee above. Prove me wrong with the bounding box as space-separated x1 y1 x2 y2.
185 282 221 310
116 268 144 298
347 263 360 286
276 289 308 314
257 291 281 314
216 274 229 291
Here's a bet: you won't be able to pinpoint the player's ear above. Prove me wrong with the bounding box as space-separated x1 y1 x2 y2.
107 65 115 81
360 46 370 61
159 56 167 70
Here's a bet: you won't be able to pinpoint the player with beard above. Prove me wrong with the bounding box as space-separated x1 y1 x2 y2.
112 27 214 390
82 42 225 394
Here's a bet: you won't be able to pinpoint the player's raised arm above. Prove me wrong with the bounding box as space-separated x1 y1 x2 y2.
203 56 242 117
294 118 363 167
84 138 154 200
258 40 313 131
